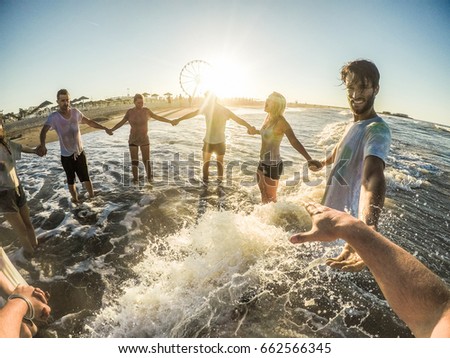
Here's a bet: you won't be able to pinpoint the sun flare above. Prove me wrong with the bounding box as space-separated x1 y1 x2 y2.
204 59 247 98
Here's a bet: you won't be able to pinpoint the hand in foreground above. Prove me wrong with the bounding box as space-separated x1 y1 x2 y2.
11 285 51 321
36 144 47 157
307 159 323 172
290 202 366 272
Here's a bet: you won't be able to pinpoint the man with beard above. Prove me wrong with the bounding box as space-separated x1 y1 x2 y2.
312 59 391 272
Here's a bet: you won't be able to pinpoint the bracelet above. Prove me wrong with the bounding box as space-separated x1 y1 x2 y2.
8 294 35 321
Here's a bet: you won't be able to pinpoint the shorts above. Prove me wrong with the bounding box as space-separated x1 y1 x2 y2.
61 151 90 185
129 143 150 147
0 184 27 213
202 141 226 155
258 161 284 180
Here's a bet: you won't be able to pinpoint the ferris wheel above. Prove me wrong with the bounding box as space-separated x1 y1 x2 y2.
179 60 212 98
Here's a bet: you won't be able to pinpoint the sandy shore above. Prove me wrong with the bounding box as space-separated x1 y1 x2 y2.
13 107 195 148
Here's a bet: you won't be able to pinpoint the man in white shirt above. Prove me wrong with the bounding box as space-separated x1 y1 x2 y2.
313 60 391 271
37 89 113 203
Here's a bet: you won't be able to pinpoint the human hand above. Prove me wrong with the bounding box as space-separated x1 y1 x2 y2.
290 202 351 244
172 119 181 126
307 159 323 172
247 126 257 135
290 203 366 272
105 128 114 136
10 285 51 321
36 145 47 157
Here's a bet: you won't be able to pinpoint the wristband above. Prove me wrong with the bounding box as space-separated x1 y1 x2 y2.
8 294 35 320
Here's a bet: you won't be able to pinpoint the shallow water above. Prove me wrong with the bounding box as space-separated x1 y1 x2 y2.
2 107 449 338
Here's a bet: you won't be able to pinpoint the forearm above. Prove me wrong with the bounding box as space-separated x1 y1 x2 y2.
233 117 252 129
39 126 49 146
0 300 28 337
321 156 333 166
340 219 450 337
360 174 386 229
178 110 199 121
292 141 312 161
86 119 108 130
111 119 127 131
21 145 37 154
153 114 172 123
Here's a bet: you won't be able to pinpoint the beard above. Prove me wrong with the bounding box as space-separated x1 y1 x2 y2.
350 93 376 115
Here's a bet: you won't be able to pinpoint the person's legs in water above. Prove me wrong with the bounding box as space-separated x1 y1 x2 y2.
129 145 140 184
140 144 152 182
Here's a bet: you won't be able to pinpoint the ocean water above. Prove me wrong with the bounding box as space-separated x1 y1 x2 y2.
2 107 449 338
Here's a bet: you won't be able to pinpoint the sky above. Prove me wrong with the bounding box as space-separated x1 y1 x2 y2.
0 0 449 126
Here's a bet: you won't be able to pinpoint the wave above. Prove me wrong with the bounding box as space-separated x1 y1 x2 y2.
434 124 450 133
316 121 348 148
386 151 441 191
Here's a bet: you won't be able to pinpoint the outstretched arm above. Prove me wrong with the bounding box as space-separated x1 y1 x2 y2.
360 155 386 230
229 111 257 134
284 123 322 169
110 115 129 132
172 109 200 125
148 109 174 125
36 124 51 156
321 145 337 167
81 116 113 135
20 144 39 155
290 203 450 338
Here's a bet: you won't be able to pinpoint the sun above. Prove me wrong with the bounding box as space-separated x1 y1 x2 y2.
204 59 247 98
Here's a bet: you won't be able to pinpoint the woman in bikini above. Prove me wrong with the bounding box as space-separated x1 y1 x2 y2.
111 94 175 184
255 92 322 203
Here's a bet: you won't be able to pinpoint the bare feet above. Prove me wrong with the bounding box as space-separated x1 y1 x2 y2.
326 243 366 272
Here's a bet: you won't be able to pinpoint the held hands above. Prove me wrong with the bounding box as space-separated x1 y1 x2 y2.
105 128 114 136
247 126 257 135
307 159 323 172
36 144 47 157
172 119 181 126
10 285 51 322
